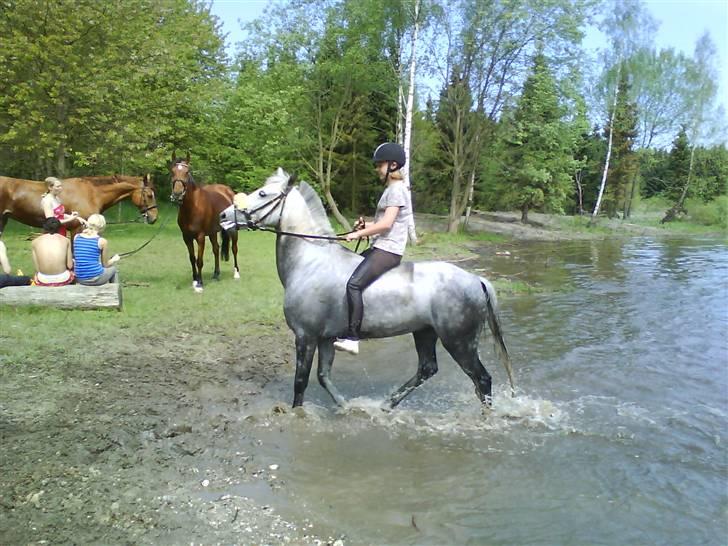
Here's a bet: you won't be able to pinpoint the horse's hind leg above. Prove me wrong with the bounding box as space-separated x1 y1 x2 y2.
293 335 316 407
442 336 492 405
388 327 439 409
316 338 347 407
209 232 221 280
231 230 240 279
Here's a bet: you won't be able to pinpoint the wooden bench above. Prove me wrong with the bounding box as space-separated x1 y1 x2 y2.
0 281 122 310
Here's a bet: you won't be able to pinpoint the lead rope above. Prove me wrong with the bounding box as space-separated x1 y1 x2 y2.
117 211 172 258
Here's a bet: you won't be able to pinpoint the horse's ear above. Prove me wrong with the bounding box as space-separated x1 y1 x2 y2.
143 173 151 186
185 151 191 164
288 172 298 186
172 150 177 163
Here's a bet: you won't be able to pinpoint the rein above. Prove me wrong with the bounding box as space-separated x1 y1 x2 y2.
238 188 364 246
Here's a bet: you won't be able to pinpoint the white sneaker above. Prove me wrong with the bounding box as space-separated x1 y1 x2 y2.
333 338 360 355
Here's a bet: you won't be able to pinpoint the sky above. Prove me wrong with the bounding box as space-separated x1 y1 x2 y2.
208 0 728 111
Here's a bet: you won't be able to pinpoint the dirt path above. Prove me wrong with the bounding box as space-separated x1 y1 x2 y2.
415 211 673 241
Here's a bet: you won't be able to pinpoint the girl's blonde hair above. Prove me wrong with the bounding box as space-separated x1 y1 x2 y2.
43 176 62 197
45 176 62 188
86 213 106 232
389 169 404 181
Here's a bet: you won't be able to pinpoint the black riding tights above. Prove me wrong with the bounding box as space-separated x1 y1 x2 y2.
345 247 402 340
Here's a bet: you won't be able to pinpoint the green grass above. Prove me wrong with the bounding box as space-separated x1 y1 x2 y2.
0 206 286 367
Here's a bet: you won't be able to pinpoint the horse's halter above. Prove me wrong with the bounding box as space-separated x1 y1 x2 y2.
170 162 191 203
237 186 291 230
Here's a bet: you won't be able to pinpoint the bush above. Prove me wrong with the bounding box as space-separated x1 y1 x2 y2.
685 196 728 227
634 195 673 213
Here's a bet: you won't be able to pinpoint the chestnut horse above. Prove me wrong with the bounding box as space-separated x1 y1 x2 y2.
169 153 239 291
0 174 158 235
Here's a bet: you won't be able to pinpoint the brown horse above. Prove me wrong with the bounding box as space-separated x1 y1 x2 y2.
0 174 158 235
169 153 240 291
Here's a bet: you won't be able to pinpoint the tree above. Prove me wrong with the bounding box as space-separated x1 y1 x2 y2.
430 0 593 232
627 47 692 149
400 0 424 242
590 0 656 222
0 0 227 178
604 67 638 218
503 50 576 223
664 126 691 202
239 0 399 229
662 33 723 223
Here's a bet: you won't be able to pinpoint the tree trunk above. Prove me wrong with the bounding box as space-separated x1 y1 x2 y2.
402 0 420 244
591 64 621 225
0 282 122 310
661 144 696 223
324 189 349 229
521 203 529 223
575 169 584 215
464 169 476 227
624 170 639 219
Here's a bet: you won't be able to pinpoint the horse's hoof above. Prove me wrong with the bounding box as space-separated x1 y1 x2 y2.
233 270 240 280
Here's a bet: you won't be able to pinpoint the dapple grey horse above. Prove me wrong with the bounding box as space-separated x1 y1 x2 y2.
221 169 515 409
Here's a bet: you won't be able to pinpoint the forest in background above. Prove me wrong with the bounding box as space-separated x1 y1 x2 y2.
1 0 726 231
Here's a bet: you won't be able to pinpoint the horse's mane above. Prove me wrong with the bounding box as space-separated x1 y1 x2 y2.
80 175 140 186
297 181 335 237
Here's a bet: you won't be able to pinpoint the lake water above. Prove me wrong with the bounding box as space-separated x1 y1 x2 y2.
233 237 728 545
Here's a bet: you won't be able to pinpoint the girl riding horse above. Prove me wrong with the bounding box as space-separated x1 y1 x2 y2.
334 142 414 356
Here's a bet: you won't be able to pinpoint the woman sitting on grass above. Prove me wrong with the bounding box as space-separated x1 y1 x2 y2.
73 214 120 286
0 240 32 288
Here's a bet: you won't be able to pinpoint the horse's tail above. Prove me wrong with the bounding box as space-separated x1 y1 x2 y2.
220 228 230 261
480 277 516 395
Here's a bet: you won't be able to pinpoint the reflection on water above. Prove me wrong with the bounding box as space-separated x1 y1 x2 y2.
235 237 728 545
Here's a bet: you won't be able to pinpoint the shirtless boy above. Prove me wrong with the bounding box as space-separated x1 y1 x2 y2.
31 217 75 286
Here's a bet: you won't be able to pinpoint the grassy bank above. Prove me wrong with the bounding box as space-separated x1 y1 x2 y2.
2 200 723 360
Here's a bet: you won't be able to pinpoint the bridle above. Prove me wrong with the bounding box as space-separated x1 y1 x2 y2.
235 185 362 245
170 162 192 203
135 182 158 223
236 186 292 231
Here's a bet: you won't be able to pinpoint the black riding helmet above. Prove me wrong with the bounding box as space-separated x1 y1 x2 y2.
372 142 406 171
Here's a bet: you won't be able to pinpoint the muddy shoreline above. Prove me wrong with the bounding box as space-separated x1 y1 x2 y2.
0 325 347 544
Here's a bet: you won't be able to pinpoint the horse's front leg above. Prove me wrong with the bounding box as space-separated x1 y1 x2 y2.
194 233 206 291
388 327 439 408
209 232 221 280
183 233 199 288
317 338 347 407
293 335 316 407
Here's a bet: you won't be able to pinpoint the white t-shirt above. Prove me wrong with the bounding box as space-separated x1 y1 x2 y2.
372 181 412 256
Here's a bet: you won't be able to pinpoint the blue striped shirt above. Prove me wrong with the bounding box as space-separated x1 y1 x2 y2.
74 235 104 280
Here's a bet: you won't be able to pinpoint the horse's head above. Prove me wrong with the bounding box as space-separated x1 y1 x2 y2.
170 151 192 203
129 174 158 224
220 168 296 230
